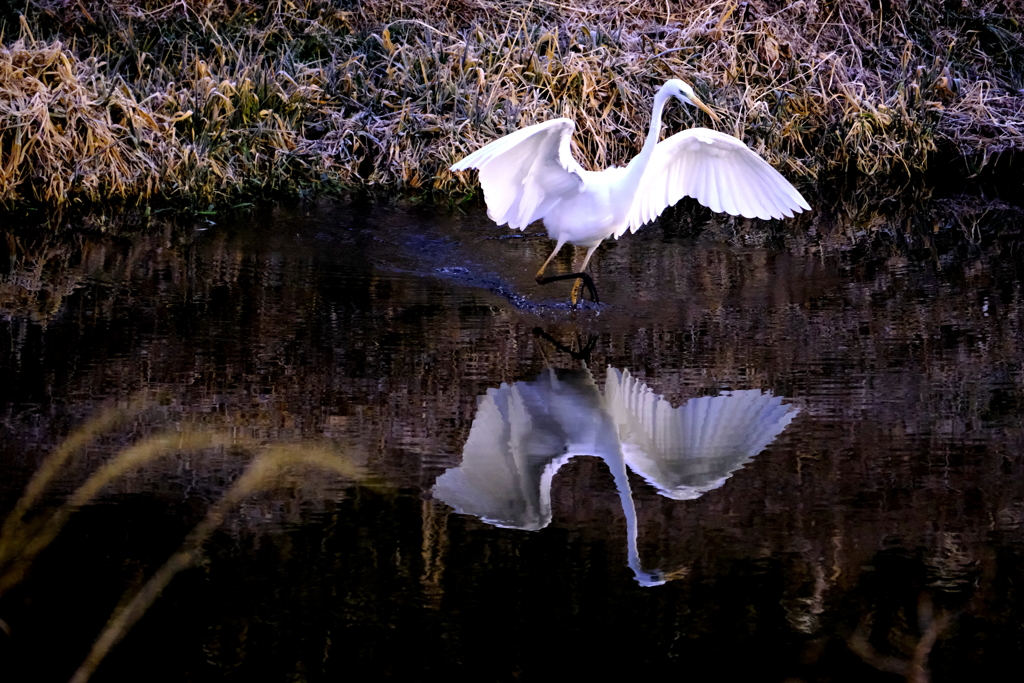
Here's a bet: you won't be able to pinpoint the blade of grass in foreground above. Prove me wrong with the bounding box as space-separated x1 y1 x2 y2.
69 445 368 683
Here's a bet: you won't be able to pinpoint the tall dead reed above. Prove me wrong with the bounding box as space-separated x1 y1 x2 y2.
1 0 1021 212
0 401 368 682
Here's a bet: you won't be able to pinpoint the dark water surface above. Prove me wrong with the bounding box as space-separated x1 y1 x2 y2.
2 199 1024 681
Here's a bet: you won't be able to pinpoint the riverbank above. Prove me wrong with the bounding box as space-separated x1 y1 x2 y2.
1 0 1022 214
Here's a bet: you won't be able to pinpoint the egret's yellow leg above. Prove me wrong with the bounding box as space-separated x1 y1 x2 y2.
534 239 599 304
569 245 600 305
535 239 568 283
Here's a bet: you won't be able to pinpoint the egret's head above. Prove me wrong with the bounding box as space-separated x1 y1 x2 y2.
660 79 721 124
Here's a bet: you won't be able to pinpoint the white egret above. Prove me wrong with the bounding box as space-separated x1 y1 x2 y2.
449 79 811 304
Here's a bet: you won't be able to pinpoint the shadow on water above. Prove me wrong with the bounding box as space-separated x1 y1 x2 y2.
1 194 1024 681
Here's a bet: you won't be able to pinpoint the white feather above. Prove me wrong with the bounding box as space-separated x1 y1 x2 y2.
627 127 811 231
450 119 584 231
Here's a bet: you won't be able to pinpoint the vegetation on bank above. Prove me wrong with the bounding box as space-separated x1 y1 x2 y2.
0 0 1022 212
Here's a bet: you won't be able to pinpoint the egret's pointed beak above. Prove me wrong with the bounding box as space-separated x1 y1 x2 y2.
690 94 721 125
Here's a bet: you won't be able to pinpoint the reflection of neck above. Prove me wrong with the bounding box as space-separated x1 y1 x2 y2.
605 445 665 587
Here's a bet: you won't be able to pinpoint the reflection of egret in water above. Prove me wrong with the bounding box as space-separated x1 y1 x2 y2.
433 366 799 586
607 369 799 501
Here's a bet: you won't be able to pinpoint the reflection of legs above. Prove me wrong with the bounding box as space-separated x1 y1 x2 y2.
535 241 599 305
532 327 597 362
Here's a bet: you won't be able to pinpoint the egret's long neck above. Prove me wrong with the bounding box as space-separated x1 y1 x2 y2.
623 88 673 188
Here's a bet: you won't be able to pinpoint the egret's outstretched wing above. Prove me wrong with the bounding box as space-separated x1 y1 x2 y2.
450 119 585 230
605 368 800 500
625 128 810 234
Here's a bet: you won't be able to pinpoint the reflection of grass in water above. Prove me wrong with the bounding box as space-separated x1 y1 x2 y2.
0 404 367 683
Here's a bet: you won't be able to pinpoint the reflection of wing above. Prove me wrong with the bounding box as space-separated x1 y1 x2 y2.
432 368 610 530
605 368 799 500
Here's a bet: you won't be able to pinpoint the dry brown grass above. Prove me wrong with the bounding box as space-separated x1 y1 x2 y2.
0 22 174 205
68 444 367 683
0 398 369 683
1 0 1021 212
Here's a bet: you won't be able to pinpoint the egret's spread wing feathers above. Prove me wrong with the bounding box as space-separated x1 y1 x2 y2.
450 119 584 230
625 128 810 234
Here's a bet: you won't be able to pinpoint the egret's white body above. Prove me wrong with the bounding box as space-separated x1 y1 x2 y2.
450 79 811 301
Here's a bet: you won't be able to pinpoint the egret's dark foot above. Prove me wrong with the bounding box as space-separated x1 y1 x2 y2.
535 271 599 304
